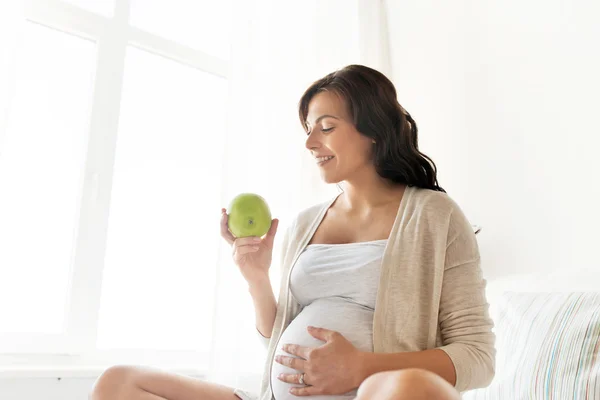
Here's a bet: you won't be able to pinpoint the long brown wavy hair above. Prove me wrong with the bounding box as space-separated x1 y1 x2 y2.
298 64 445 192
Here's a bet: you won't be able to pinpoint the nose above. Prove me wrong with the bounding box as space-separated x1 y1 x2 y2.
305 131 320 151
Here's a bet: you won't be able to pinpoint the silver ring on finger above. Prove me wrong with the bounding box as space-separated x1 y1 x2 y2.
299 373 306 386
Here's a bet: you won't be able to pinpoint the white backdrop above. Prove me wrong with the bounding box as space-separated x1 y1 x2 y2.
385 0 600 288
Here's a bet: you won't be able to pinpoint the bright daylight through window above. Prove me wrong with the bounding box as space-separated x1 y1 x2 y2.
0 0 231 372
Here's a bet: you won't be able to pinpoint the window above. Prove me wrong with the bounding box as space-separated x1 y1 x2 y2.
130 0 231 59
0 0 230 371
0 20 96 337
62 0 116 17
97 46 227 352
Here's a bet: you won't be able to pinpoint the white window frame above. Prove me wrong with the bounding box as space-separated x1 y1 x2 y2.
0 0 229 377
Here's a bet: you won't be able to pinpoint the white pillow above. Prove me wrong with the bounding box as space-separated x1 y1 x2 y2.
464 291 600 399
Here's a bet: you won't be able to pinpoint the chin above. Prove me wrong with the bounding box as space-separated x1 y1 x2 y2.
321 174 342 185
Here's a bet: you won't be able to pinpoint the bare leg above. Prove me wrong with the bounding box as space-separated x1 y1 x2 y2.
355 368 461 400
90 365 243 400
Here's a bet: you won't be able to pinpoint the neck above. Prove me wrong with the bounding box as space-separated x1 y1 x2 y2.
338 167 405 211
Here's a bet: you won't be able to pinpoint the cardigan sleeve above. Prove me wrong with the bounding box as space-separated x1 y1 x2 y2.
255 221 292 349
437 207 496 392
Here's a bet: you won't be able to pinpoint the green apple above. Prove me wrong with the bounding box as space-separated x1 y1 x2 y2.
227 193 272 238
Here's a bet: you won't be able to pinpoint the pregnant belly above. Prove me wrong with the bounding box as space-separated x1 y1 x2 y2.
270 298 374 400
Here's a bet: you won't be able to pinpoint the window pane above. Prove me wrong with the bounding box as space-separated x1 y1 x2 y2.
0 22 96 333
97 46 227 351
130 0 231 59
62 0 115 17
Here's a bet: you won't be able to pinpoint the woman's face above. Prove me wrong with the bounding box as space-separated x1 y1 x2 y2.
305 91 374 184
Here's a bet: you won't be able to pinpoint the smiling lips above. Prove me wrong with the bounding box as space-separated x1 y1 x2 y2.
315 155 334 165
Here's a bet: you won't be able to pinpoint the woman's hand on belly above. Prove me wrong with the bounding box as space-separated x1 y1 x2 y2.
274 326 366 397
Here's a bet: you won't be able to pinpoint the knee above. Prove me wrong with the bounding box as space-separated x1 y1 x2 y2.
90 365 137 400
357 370 398 398
389 368 442 391
357 369 459 400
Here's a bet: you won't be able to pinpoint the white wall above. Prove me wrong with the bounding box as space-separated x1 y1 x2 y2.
386 0 600 282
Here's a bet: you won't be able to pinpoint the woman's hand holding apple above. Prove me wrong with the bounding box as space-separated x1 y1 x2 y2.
220 208 279 285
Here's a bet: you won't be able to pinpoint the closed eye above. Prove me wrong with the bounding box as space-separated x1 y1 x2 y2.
306 127 334 135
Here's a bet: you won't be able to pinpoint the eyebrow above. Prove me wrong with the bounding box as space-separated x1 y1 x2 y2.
306 114 340 129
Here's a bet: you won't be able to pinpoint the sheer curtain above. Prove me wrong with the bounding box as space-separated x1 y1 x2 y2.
208 0 392 392
0 0 391 390
0 1 24 151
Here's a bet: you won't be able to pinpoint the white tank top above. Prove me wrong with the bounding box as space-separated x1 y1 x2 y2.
270 239 386 400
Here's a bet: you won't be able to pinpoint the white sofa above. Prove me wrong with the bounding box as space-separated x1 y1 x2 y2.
463 271 600 399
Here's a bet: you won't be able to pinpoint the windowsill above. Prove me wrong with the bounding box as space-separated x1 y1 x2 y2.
0 352 211 379
0 365 208 379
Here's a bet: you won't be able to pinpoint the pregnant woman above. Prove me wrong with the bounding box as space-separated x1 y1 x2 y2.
90 65 495 400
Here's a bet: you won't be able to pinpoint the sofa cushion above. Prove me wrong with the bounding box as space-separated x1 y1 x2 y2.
464 291 600 399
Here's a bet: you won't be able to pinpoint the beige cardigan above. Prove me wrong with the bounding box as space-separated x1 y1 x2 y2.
253 186 495 399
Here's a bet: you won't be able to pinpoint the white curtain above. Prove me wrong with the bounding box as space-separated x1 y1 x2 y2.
208 0 392 392
0 0 391 392
0 1 25 154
